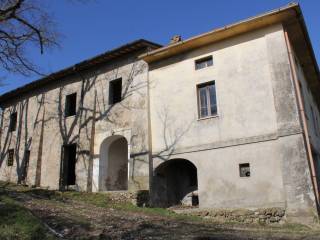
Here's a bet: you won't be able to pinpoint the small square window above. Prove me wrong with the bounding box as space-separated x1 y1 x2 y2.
239 163 250 177
7 149 14 166
65 93 77 117
109 78 122 104
9 112 17 132
195 56 213 70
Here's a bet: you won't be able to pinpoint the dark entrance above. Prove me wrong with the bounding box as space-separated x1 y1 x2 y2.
20 150 30 184
61 144 76 187
153 159 198 207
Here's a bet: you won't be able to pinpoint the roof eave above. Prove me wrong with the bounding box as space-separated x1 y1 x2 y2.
0 39 161 106
139 3 299 63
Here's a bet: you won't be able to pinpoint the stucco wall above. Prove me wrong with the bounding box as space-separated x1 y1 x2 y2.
295 57 320 153
0 54 150 192
148 24 317 221
149 25 282 155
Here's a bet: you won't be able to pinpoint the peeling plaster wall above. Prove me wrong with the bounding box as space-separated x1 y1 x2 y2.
0 54 150 192
295 56 320 153
149 24 318 222
294 52 320 199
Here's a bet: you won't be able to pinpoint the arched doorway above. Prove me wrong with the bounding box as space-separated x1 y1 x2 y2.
99 135 128 191
153 159 198 207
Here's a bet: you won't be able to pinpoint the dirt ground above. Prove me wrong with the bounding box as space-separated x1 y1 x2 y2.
1 183 320 240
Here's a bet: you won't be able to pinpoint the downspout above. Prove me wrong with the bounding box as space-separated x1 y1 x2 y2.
284 29 320 210
146 60 154 203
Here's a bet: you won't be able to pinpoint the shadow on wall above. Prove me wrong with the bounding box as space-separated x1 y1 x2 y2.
0 94 50 186
0 59 149 191
153 104 193 161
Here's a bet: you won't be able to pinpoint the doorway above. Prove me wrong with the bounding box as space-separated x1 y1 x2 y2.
61 144 77 187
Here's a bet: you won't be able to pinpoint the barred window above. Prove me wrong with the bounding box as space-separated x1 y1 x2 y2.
7 149 14 166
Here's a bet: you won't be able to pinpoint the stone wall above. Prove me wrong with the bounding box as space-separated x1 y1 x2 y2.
0 50 151 193
107 190 150 207
177 208 286 224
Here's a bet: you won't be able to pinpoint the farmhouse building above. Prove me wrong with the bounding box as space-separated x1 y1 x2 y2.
0 3 319 223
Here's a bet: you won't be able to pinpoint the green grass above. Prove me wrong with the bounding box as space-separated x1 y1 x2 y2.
0 181 318 234
0 181 202 222
0 196 56 240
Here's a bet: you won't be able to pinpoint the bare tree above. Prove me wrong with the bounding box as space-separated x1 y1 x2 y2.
0 0 58 76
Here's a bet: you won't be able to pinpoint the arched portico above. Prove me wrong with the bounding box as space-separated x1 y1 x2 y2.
99 135 128 191
153 159 198 207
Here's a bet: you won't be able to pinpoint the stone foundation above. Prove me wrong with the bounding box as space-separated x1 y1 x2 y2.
175 208 286 224
107 190 149 207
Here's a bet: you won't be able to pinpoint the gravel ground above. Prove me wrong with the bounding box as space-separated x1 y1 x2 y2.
3 185 320 240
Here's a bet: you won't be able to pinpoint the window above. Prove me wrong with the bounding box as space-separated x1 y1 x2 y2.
109 78 122 104
65 93 77 117
197 81 217 118
195 56 213 70
9 112 17 132
239 163 250 177
7 149 14 166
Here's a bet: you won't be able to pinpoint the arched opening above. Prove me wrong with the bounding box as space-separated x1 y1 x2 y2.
153 159 198 207
99 135 128 191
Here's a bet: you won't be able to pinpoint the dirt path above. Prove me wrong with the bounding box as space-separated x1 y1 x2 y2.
5 189 320 240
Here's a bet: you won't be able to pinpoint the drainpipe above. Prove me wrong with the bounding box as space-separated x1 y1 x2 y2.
146 60 154 204
284 29 320 209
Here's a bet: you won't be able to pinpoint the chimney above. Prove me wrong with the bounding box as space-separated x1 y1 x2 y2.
169 35 182 44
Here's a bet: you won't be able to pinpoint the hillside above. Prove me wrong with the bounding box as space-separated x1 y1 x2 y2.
0 181 319 240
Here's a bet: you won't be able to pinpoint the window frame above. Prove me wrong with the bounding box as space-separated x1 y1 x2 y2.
9 112 17 132
196 81 218 119
195 55 213 70
65 93 77 117
7 149 14 166
109 78 122 105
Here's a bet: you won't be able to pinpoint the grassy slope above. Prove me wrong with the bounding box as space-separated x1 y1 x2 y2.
3 182 201 221
0 181 318 239
0 196 56 240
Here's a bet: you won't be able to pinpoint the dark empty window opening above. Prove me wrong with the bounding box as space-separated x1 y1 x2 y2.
239 163 250 177
195 56 213 70
65 93 77 117
109 78 122 104
197 81 217 118
9 112 17 132
62 144 77 186
7 149 14 166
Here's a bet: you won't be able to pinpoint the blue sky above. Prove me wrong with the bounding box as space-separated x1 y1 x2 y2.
1 0 319 94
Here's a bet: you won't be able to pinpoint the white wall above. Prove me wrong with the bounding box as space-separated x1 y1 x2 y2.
149 25 281 155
